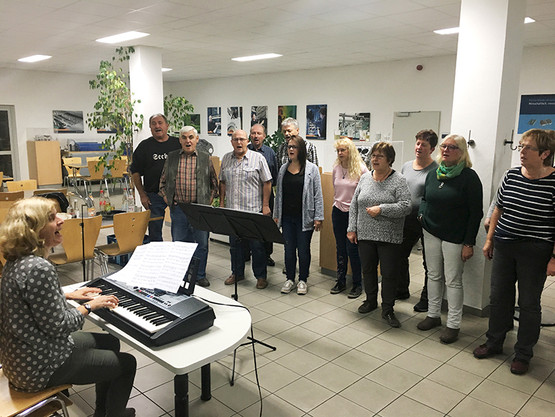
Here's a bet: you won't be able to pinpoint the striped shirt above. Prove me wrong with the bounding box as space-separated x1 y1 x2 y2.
220 149 272 212
495 167 555 243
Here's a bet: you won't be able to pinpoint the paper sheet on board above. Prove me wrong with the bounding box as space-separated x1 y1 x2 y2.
108 241 198 293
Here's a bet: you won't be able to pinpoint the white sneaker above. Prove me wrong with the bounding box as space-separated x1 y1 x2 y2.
281 280 296 294
297 281 308 295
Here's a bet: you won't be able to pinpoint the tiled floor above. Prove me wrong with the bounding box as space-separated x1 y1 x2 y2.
57 225 555 417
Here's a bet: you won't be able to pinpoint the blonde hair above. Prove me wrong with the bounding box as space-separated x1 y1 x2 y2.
334 138 365 179
437 134 473 168
0 197 56 262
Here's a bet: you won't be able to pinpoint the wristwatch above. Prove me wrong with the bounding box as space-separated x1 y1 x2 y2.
83 303 92 314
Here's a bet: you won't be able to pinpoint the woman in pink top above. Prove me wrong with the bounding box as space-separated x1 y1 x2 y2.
330 139 369 298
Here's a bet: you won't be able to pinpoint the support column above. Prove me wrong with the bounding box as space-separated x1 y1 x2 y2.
129 46 164 146
450 0 526 314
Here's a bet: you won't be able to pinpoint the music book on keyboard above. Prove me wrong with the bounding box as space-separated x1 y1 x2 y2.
83 242 215 347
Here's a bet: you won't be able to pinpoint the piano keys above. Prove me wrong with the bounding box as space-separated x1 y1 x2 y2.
84 276 215 347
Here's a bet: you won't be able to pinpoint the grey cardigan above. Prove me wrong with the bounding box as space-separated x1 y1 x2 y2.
274 161 324 231
347 170 411 244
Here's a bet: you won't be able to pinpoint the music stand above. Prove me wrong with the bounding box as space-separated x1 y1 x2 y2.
179 203 284 384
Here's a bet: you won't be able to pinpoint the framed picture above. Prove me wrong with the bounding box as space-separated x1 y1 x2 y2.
207 107 221 136
278 105 297 127
338 112 370 140
306 104 327 140
518 94 555 133
227 106 243 136
53 110 84 134
250 106 267 129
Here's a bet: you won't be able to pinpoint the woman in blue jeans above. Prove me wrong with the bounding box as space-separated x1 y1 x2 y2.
274 135 324 295
330 138 368 298
0 198 136 417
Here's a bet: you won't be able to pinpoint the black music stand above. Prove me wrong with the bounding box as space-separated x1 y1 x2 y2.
179 203 284 384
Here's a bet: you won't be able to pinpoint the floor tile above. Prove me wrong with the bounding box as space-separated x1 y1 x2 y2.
469 380 530 414
389 350 443 377
305 362 361 392
332 348 385 376
310 394 376 417
404 378 465 413
379 395 444 417
340 378 400 413
274 377 334 413
517 396 555 417
426 363 483 394
449 396 514 417
367 363 422 393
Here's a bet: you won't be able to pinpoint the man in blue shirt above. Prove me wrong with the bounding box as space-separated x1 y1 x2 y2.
247 124 278 266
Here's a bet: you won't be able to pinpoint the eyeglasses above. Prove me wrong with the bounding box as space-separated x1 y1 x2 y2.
370 154 385 159
287 145 298 150
439 144 460 151
517 144 539 152
231 137 248 142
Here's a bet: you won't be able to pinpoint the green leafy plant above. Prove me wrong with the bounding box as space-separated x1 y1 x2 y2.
86 46 144 174
164 94 194 135
265 129 285 154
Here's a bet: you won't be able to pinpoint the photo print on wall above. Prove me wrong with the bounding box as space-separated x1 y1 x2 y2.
251 106 268 129
207 107 221 136
53 110 84 134
278 105 297 127
306 104 327 140
227 106 243 136
338 112 370 140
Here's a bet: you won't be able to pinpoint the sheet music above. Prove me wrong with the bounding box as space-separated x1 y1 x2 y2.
108 241 198 293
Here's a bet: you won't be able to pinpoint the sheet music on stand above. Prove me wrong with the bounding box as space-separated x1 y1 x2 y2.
107 242 198 294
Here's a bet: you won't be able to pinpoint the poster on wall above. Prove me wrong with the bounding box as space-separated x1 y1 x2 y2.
207 107 221 136
250 106 267 129
227 106 243 136
306 104 327 140
53 110 84 133
338 112 370 140
278 105 297 127
518 94 555 133
189 113 201 134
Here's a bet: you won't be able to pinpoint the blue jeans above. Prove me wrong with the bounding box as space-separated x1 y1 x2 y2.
230 236 267 279
282 215 314 282
147 192 167 242
47 332 136 417
169 204 209 280
332 206 362 287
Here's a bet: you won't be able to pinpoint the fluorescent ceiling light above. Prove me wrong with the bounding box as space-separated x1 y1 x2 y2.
162 68 172 72
18 54 52 63
96 31 150 44
232 53 282 62
434 17 535 35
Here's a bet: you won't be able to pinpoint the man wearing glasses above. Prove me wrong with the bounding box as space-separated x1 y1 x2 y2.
219 129 273 289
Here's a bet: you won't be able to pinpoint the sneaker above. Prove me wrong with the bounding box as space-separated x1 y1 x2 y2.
382 311 401 328
358 299 377 313
330 282 346 294
297 280 308 295
439 327 459 344
196 278 210 287
417 316 441 331
348 286 362 299
413 299 428 312
267 256 275 266
510 358 529 375
281 280 296 294
473 343 503 359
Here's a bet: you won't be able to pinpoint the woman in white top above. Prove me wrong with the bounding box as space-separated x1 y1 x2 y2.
330 139 368 298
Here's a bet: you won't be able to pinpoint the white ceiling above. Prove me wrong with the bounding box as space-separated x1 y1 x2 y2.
2 0 555 82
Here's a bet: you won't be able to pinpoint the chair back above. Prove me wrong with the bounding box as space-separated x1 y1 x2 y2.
62 157 83 177
0 191 24 224
112 210 150 253
57 216 102 262
109 159 127 179
86 156 101 162
87 160 106 180
6 179 37 192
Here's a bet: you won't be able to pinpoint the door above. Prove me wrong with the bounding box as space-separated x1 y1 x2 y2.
0 105 18 178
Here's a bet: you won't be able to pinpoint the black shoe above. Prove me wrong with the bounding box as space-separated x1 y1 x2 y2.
413 299 428 312
395 291 410 300
330 282 346 294
382 311 401 328
267 256 275 266
196 278 210 287
358 300 377 313
282 267 287 274
348 286 362 299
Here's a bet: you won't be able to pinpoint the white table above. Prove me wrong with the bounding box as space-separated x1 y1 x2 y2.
66 284 251 416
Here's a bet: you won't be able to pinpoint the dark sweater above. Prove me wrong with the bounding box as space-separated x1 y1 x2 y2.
419 167 483 245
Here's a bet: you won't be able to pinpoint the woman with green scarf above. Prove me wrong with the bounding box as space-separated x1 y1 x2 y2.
416 134 483 344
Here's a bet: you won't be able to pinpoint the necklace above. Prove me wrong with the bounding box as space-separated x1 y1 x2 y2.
342 167 348 179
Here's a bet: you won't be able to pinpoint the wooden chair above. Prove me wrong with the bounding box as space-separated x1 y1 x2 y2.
62 157 84 188
0 191 24 224
0 368 72 417
5 180 37 192
96 210 150 274
83 160 109 196
106 158 129 192
49 215 102 281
